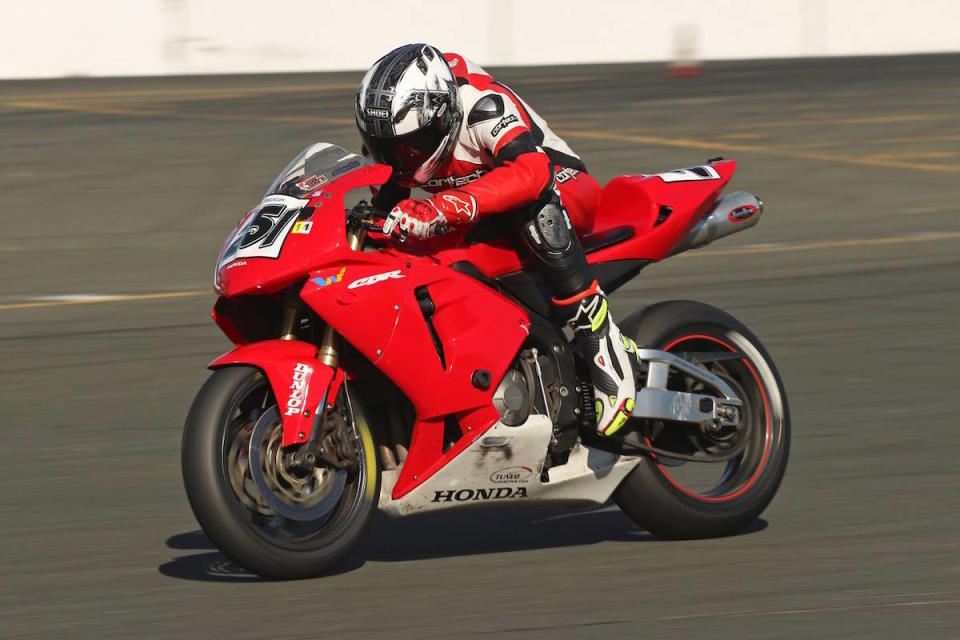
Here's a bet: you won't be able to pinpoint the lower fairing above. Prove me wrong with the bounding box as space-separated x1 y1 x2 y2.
378 416 640 517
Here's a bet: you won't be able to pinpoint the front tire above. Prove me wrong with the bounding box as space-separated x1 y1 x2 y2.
181 366 379 579
614 300 790 539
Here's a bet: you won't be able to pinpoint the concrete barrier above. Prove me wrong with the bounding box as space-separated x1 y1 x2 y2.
2 0 958 79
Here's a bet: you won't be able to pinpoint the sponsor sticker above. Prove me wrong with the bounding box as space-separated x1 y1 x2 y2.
285 363 313 417
490 114 519 137
347 269 404 289
331 160 362 178
431 487 528 503
490 466 533 484
296 174 328 191
728 204 757 222
312 266 346 288
291 220 313 235
425 169 485 189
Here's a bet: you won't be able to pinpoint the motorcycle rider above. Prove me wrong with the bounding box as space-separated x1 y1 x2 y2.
356 44 637 436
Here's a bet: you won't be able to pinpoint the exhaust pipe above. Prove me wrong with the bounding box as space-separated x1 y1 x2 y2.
670 191 763 255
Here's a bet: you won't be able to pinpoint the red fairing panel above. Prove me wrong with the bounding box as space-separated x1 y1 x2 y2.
216 164 393 297
301 255 530 498
586 160 737 264
208 340 335 447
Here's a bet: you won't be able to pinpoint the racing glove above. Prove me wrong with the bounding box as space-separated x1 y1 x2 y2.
382 191 478 240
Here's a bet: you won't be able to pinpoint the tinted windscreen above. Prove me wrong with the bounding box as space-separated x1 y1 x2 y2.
266 142 368 197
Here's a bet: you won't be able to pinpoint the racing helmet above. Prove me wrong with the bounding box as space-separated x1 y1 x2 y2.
356 43 462 187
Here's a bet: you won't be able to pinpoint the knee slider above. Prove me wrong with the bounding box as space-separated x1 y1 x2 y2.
535 202 572 251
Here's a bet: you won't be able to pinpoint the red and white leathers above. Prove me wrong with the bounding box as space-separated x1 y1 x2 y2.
375 53 637 436
381 54 601 239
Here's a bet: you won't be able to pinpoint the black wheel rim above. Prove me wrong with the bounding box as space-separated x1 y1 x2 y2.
645 331 775 503
215 373 371 551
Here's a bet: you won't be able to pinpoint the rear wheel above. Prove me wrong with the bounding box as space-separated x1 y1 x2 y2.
181 366 379 579
614 301 790 539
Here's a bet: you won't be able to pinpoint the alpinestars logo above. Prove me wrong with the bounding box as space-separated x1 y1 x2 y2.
441 193 476 221
347 269 405 289
571 294 603 331
491 114 519 137
285 363 313 416
431 487 528 502
365 106 390 120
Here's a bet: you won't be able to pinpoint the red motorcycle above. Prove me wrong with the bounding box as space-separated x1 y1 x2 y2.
182 143 789 579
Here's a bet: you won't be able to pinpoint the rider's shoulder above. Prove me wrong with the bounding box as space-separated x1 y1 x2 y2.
442 52 492 81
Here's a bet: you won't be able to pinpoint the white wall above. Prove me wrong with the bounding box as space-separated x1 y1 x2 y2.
2 0 959 79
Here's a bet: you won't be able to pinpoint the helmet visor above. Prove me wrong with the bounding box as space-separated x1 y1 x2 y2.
359 108 454 186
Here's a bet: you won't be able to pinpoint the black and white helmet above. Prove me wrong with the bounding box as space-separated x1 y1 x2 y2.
356 43 462 187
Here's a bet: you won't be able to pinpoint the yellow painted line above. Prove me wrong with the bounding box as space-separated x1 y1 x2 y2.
0 290 207 311
4 99 356 126
864 150 959 161
3 232 959 313
715 132 770 141
726 112 960 131
562 129 960 174
1 83 359 102
692 231 960 258
788 133 960 150
0 74 595 104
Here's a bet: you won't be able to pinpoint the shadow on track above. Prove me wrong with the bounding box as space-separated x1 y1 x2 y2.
159 507 768 582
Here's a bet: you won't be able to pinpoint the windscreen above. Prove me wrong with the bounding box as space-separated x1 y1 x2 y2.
265 142 369 197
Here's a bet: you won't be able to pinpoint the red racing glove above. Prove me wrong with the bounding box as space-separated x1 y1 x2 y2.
382 191 478 240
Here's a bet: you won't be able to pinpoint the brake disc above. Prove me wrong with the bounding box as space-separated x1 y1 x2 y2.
247 407 347 522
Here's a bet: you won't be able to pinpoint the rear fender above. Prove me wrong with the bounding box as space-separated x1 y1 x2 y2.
208 339 336 447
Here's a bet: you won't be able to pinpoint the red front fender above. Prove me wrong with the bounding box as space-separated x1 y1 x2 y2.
208 339 337 447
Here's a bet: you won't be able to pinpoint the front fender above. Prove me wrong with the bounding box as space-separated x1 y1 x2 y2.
209 339 336 447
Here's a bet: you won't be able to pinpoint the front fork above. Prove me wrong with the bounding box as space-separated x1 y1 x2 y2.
282 222 367 362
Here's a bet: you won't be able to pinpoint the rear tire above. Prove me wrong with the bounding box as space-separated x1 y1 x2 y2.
614 300 790 539
181 366 380 579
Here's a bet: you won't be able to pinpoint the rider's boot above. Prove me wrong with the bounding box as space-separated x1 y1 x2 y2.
555 281 639 437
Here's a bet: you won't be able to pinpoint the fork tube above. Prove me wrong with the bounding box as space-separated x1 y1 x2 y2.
318 326 339 368
346 223 366 251
317 224 364 366
279 289 300 340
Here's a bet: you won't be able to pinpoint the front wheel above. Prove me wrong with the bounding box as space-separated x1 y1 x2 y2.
181 366 380 579
614 300 790 539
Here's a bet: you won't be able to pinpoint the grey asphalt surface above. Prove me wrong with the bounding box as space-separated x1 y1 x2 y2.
2 54 959 638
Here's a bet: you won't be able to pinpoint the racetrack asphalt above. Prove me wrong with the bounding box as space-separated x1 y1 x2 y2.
1 54 959 639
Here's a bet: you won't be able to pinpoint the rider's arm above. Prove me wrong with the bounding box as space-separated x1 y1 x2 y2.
372 180 411 212
448 93 553 216
362 144 411 210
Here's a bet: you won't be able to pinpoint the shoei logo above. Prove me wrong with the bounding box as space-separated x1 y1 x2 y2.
347 269 404 290
285 363 313 416
365 106 390 120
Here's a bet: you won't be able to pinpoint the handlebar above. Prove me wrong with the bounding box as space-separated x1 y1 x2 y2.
346 201 407 242
346 200 452 243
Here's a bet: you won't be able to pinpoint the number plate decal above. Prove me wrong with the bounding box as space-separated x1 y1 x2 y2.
219 195 308 268
652 165 721 183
